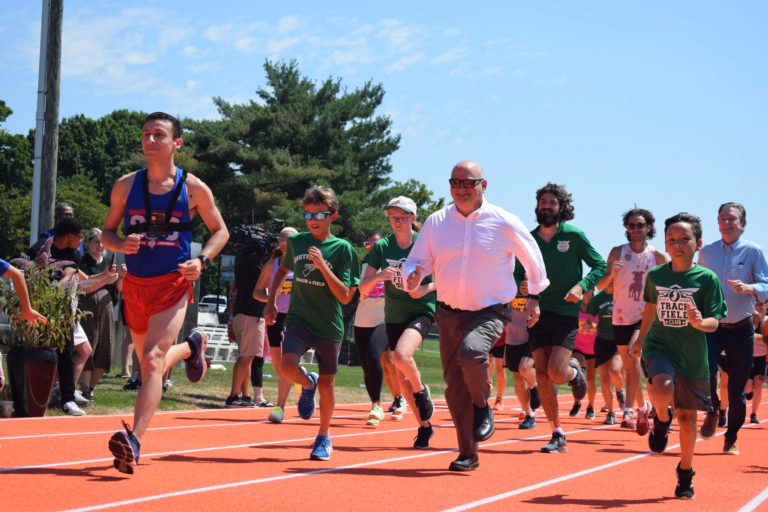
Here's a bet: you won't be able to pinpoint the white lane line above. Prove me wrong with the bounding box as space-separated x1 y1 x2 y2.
739 486 768 512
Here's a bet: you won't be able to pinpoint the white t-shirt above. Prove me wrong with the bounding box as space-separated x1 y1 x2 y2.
612 243 657 325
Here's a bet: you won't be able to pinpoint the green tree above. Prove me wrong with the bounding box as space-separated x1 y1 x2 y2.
0 100 34 191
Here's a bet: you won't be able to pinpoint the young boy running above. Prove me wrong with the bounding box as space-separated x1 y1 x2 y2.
631 212 727 499
264 186 360 461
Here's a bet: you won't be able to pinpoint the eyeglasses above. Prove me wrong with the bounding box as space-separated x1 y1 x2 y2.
387 215 412 224
718 217 740 225
363 241 375 248
626 222 646 230
448 178 484 189
303 211 333 221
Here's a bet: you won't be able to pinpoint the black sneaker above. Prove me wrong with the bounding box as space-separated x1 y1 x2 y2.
569 401 582 417
718 408 728 428
225 396 244 408
413 385 434 421
616 389 626 410
388 396 402 413
123 379 142 391
413 424 434 449
519 415 536 430
603 412 617 425
109 420 141 474
568 363 587 401
541 431 567 453
585 405 595 419
529 386 541 411
675 463 695 499
750 413 759 424
649 407 672 454
240 397 256 407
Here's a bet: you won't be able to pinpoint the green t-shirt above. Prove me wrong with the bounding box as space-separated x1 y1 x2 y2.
516 223 606 317
642 263 727 379
366 233 436 323
586 291 614 340
281 232 360 342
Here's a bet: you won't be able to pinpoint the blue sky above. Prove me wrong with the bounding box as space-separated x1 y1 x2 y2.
1 1 766 258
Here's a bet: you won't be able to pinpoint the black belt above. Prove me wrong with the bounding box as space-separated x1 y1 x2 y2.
719 317 752 329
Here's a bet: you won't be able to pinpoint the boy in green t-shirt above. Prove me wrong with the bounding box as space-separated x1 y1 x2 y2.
632 213 727 499
264 186 360 461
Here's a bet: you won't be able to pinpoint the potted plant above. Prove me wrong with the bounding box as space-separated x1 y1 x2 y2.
0 244 84 417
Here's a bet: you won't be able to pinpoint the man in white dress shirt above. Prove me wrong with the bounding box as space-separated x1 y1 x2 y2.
403 160 549 471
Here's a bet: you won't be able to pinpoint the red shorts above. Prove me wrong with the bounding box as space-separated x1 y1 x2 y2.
123 272 193 334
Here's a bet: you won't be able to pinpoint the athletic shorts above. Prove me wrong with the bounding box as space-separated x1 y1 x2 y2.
282 322 340 375
644 353 713 412
233 314 265 357
573 349 595 361
73 323 88 347
122 272 193 335
594 336 619 367
750 356 766 379
612 322 640 347
267 312 287 348
504 342 532 372
489 344 505 358
385 314 434 352
528 310 578 351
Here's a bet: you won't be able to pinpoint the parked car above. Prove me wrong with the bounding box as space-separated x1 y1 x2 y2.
199 294 228 314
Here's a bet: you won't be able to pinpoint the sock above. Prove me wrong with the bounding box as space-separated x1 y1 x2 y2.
554 427 564 435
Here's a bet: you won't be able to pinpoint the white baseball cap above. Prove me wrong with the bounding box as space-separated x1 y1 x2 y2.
385 196 417 215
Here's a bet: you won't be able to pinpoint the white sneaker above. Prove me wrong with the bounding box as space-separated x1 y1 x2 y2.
73 390 91 406
63 401 85 416
392 396 406 420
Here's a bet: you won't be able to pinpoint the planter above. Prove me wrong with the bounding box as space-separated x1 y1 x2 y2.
6 346 58 417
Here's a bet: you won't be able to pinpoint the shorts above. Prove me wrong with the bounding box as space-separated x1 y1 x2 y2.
385 314 434 352
282 322 340 375
232 314 265 357
574 333 595 356
122 272 193 335
489 344 505 358
750 356 766 379
267 312 287 348
612 322 640 347
594 336 619 367
505 342 532 372
644 353 713 412
528 310 578 351
573 349 595 361
73 323 88 347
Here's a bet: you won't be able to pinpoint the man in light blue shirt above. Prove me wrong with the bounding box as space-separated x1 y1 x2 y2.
698 202 768 454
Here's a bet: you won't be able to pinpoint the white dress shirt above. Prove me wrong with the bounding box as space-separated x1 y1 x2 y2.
402 200 549 311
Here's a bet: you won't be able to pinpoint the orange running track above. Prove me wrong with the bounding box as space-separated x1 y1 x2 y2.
2 397 767 512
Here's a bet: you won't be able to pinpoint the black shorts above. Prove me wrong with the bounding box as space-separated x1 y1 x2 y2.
282 322 341 375
594 336 619 367
489 344 505 358
267 312 287 348
528 310 578 351
573 349 595 361
750 356 767 379
385 314 433 351
612 322 640 347
505 342 532 373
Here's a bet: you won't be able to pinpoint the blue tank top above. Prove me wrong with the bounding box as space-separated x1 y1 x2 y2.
123 168 193 277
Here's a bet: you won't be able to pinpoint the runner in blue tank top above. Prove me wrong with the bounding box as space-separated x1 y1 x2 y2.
102 112 229 474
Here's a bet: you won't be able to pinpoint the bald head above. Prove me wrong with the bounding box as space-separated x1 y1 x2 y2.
451 160 484 180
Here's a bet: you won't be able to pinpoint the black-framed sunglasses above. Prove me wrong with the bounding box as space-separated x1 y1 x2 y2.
448 178 484 189
303 211 333 221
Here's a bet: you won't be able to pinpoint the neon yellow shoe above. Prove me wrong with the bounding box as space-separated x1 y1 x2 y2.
367 403 384 425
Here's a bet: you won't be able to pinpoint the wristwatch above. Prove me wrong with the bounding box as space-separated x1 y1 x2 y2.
197 254 210 270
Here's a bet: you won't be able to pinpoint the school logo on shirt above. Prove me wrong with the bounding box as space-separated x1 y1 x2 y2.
557 240 570 253
656 284 698 327
385 258 407 290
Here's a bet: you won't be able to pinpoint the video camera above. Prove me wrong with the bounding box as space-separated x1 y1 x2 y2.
230 219 285 262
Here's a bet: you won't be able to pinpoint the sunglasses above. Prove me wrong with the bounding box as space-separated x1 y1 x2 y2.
448 178 484 189
303 211 333 221
626 222 646 229
387 215 412 224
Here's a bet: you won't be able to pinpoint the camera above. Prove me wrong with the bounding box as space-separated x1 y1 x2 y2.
230 219 285 261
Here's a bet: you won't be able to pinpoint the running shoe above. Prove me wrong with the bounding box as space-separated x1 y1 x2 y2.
413 385 434 421
123 379 142 391
568 363 587 401
750 413 759 424
519 415 536 430
413 424 434 449
585 405 595 419
367 403 384 426
493 397 503 410
184 329 208 383
529 386 541 411
616 389 626 410
309 435 332 461
620 409 636 429
718 408 728 428
225 395 244 408
388 396 400 412
541 431 567 453
298 369 318 420
239 397 256 407
700 412 718 439
600 405 609 413
603 412 617 425
569 401 582 417
109 420 141 474
636 401 651 436
675 463 695 499
268 406 284 424
73 389 92 407
648 407 673 454
62 401 85 416
723 438 739 455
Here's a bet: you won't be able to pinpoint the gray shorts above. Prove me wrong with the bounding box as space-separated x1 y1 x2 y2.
644 353 713 412
282 322 341 375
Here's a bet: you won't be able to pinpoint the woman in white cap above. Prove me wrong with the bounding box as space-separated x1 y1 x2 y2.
359 196 437 449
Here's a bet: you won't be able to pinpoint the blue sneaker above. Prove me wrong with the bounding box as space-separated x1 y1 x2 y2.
109 420 141 474
310 435 332 461
298 369 318 420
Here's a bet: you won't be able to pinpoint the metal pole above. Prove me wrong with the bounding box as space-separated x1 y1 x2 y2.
30 0 51 244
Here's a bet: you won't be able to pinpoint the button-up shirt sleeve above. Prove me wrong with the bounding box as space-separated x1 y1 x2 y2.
505 213 549 296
